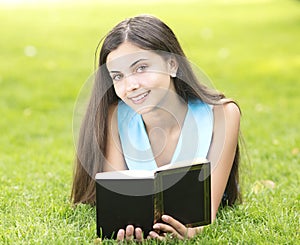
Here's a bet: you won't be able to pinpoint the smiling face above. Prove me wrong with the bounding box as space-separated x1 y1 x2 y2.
106 42 178 114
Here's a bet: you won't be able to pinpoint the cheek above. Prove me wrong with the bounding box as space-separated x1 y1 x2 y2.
142 73 170 88
152 73 171 88
113 83 125 98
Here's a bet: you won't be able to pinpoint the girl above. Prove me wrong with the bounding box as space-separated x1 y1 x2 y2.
71 14 241 241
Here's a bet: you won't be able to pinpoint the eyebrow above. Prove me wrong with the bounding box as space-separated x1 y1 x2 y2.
109 58 148 73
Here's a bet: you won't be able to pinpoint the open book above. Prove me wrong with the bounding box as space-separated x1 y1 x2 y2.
95 159 211 239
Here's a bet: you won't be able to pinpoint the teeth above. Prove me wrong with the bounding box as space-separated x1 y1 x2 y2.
131 92 148 102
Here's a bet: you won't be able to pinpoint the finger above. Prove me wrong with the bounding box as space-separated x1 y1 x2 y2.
125 225 134 241
116 229 125 241
153 223 184 240
148 231 164 241
135 227 143 242
162 215 187 237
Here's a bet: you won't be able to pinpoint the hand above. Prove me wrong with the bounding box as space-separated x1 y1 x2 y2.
116 225 144 242
148 215 203 240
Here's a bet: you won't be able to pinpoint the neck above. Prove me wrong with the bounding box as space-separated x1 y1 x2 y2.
142 94 188 133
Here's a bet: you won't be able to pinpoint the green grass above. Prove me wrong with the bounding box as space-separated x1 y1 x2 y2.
0 0 299 244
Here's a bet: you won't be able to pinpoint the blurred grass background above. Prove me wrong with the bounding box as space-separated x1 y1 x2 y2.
0 0 299 244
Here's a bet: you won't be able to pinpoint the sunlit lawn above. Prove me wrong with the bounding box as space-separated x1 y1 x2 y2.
0 0 299 244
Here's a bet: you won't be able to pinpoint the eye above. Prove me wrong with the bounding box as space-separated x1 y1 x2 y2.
136 65 147 73
112 74 123 82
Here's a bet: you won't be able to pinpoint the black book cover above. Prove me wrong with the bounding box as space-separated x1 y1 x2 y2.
96 178 155 238
95 161 211 239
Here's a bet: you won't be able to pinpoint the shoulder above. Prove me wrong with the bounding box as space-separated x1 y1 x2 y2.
214 100 240 120
108 102 118 117
212 100 240 135
107 103 119 141
107 103 118 124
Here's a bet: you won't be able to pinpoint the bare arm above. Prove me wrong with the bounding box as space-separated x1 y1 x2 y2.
208 101 240 220
103 104 127 172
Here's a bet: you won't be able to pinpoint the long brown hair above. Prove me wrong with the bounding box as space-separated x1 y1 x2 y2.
71 14 241 205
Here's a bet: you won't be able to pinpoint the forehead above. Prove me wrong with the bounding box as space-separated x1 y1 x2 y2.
106 42 161 70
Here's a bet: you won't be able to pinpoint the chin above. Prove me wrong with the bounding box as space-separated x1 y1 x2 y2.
134 105 155 115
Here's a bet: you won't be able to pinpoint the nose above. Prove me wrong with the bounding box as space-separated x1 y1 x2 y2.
125 74 140 92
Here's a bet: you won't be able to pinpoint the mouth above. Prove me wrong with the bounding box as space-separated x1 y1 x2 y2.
128 90 150 104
